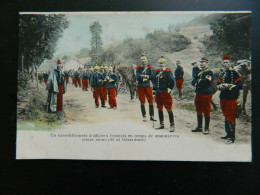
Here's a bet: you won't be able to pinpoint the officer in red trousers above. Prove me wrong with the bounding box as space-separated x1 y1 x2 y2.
46 60 66 116
82 69 89 91
217 54 242 144
43 71 49 84
136 54 156 122
153 56 175 132
105 66 118 110
90 66 106 108
191 57 213 135
174 60 184 99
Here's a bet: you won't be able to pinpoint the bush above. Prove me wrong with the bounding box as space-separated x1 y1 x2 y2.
19 88 58 124
17 71 30 102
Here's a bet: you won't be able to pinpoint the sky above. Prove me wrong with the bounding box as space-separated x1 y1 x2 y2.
53 12 209 56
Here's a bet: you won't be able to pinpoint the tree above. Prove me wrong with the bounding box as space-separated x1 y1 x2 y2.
76 48 90 58
89 21 103 64
62 55 70 60
19 14 69 72
209 13 251 61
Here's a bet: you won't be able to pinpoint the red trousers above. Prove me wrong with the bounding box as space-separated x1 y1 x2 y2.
155 90 173 111
74 78 81 87
195 94 213 117
137 86 153 104
93 86 105 106
220 99 237 122
176 78 184 91
65 76 69 84
101 85 107 100
44 78 48 84
82 79 89 90
57 85 64 111
108 88 117 108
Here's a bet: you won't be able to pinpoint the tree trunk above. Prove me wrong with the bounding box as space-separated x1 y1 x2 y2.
36 66 39 89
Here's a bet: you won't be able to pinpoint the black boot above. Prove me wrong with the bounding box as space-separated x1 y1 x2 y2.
221 120 230 139
192 114 203 132
141 104 146 122
167 110 175 132
156 110 164 129
203 115 210 135
149 104 157 121
226 122 235 144
178 90 182 99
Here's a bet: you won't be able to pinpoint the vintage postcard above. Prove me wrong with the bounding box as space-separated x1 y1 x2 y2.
16 11 252 161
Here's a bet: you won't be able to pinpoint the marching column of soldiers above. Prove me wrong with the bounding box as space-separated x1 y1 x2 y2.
45 52 245 144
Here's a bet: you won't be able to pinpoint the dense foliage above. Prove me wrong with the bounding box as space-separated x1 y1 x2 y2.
86 29 191 67
200 13 251 67
19 14 69 71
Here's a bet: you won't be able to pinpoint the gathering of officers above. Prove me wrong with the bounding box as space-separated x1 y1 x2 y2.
45 53 244 144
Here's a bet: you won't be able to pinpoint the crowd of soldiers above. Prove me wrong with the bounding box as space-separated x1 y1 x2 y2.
45 53 245 144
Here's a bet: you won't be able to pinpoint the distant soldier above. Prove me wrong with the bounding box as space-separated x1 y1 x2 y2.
102 65 108 101
73 71 81 87
105 65 118 109
153 56 175 132
90 65 106 108
136 54 156 122
64 71 70 84
191 57 213 135
191 61 199 80
46 60 66 114
43 71 49 84
82 69 89 91
217 54 242 144
174 60 184 99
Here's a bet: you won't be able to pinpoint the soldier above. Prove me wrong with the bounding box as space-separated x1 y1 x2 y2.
191 57 213 135
46 60 67 114
82 69 89 91
43 71 49 84
153 56 175 132
64 71 70 84
73 70 81 88
136 54 156 122
102 65 108 101
105 65 118 109
191 61 200 80
175 60 184 99
90 65 106 108
217 54 242 144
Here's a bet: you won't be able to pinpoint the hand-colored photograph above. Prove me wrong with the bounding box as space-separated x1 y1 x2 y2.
16 11 252 161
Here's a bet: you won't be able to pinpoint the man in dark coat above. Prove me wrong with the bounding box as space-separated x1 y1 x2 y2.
217 54 243 144
174 60 184 99
136 54 156 122
191 57 213 135
153 56 175 132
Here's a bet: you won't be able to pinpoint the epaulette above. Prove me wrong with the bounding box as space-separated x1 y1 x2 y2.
147 65 152 68
155 69 160 72
136 65 141 69
165 68 172 72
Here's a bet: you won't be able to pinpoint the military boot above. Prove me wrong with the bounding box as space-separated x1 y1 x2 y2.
221 120 230 139
203 115 210 135
226 122 236 144
141 104 147 122
149 104 157 121
156 110 164 129
192 114 203 132
167 110 175 132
